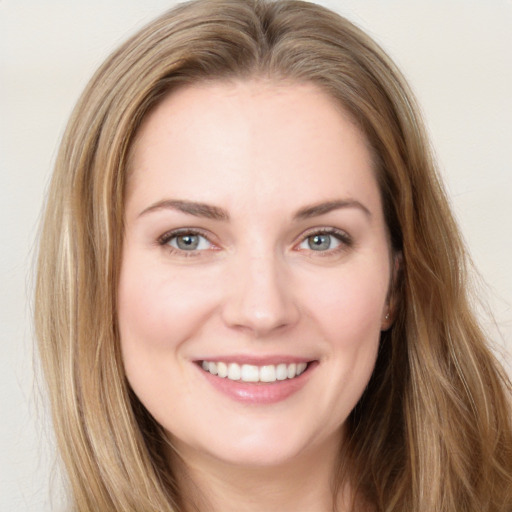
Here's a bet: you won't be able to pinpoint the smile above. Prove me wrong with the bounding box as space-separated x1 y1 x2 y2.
200 360 308 383
196 358 317 404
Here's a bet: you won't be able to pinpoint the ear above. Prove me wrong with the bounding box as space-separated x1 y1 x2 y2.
381 252 402 331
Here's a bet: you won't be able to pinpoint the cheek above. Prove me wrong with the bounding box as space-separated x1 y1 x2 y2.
117 257 208 422
306 264 389 344
118 273 173 351
117 257 215 352
117 265 174 402
300 265 387 423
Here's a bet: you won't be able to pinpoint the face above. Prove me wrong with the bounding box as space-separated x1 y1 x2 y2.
119 80 394 470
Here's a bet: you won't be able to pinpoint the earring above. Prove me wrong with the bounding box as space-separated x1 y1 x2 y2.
385 313 390 320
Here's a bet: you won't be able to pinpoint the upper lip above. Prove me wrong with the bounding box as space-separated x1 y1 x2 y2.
194 355 316 366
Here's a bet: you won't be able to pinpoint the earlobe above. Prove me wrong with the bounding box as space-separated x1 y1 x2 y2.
381 311 392 331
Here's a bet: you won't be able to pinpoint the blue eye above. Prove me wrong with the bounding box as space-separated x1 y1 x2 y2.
297 230 350 252
162 232 212 252
306 233 336 251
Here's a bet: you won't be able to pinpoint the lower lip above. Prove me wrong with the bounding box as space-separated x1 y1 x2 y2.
197 362 317 404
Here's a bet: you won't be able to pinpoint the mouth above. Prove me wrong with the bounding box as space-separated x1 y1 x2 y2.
194 355 318 403
199 360 310 383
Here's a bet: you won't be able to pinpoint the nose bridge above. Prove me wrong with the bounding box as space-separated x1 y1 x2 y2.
221 245 299 335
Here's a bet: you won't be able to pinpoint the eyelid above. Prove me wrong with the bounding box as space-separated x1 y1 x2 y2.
158 227 206 244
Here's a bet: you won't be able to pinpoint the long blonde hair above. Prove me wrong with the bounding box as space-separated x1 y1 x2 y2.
35 1 512 510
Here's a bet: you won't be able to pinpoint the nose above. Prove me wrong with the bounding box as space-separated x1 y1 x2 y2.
221 252 300 337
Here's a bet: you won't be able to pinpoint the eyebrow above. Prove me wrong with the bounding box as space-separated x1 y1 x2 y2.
138 199 229 220
138 198 371 221
293 199 371 220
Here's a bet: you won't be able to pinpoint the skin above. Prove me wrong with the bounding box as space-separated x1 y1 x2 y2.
119 80 394 511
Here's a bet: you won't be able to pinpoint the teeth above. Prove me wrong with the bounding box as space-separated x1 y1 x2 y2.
200 360 309 382
260 365 276 382
241 364 259 382
297 362 307 375
217 361 228 378
276 363 288 381
227 363 241 381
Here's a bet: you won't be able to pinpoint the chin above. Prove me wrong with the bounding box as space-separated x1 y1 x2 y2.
168 414 342 470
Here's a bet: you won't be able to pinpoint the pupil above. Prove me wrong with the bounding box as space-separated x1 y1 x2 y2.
177 234 199 250
309 234 330 251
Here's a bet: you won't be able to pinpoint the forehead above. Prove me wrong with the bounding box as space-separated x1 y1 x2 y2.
127 80 380 216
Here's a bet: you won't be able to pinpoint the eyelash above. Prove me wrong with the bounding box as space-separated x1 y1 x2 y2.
297 227 353 256
157 227 353 257
157 228 215 257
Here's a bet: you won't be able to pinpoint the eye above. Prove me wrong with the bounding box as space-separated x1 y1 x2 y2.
296 229 352 253
159 230 213 253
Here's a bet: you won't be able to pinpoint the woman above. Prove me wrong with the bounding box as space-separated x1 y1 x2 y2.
34 0 512 511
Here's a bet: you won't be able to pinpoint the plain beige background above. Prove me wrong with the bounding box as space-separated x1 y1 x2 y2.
1 1 511 510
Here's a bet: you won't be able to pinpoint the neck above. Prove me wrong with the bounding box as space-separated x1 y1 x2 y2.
169 432 352 512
